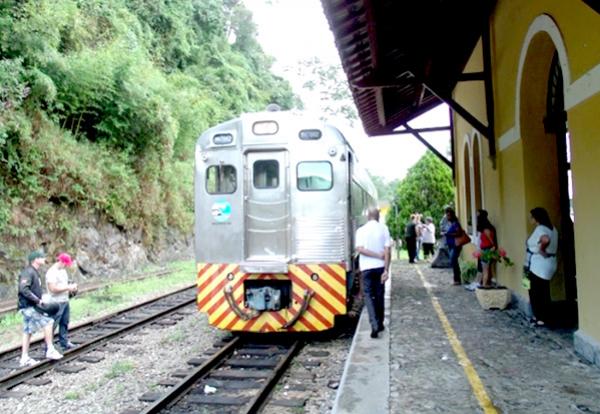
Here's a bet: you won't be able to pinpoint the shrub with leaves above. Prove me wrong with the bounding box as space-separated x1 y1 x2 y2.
0 0 298 247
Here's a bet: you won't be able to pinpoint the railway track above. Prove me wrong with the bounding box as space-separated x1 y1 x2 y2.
139 336 302 414
0 284 197 394
0 267 174 317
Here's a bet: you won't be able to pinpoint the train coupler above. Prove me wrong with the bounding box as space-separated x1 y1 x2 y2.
224 285 259 321
282 289 314 329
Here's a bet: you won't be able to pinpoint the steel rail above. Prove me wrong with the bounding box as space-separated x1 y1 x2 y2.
0 282 196 356
243 339 303 414
0 268 174 317
140 337 302 414
140 336 241 414
0 288 196 391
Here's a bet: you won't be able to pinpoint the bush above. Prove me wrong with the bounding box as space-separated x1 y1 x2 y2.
0 0 297 248
460 260 478 284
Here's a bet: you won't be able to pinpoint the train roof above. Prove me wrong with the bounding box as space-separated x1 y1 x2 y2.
198 110 360 155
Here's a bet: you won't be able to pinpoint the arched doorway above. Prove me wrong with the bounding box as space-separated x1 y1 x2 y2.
519 29 578 327
544 53 577 323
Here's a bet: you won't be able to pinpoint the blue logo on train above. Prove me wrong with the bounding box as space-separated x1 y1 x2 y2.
211 200 232 223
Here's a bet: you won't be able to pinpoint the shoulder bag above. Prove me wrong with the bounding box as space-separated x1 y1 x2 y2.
455 229 471 247
34 301 60 317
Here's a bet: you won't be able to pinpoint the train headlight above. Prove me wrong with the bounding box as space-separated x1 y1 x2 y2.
201 153 209 162
311 273 319 281
328 147 337 156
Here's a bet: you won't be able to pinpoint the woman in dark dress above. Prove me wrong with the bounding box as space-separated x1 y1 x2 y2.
444 207 463 285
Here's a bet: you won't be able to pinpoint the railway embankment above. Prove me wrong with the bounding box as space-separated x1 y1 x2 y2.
0 221 192 302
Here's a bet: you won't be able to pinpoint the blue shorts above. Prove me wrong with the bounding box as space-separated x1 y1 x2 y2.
20 307 54 334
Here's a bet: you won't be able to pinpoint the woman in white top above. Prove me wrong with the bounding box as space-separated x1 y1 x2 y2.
421 217 436 260
525 207 559 326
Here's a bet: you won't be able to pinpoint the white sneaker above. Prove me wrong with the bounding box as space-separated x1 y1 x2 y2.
46 348 63 360
464 282 479 291
19 356 39 367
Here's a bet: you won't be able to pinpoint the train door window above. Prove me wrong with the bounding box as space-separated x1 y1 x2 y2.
253 160 279 188
206 165 236 194
297 161 333 191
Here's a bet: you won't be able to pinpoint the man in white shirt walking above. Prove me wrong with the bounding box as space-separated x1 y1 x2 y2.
46 253 78 351
355 208 392 338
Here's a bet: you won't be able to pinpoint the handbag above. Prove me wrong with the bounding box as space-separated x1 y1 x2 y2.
34 301 60 317
455 229 471 247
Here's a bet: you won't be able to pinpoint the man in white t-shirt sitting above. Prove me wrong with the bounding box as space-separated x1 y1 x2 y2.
46 253 78 351
355 208 392 338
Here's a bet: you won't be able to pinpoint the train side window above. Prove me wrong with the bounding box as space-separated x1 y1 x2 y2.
254 160 279 188
206 165 236 194
297 161 333 191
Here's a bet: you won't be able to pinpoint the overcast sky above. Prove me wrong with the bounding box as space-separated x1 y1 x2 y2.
242 0 451 182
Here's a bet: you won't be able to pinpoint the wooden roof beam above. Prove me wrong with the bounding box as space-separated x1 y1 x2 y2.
457 72 485 81
351 70 414 89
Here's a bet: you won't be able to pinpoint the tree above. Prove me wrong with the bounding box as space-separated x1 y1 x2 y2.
0 0 298 241
370 174 399 203
288 57 357 124
386 152 454 240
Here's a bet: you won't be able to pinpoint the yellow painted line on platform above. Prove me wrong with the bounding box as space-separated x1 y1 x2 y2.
415 267 499 414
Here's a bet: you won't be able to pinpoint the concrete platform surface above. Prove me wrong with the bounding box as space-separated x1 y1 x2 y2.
333 260 600 414
332 274 391 414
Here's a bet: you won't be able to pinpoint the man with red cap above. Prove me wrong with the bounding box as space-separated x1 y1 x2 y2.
46 252 78 351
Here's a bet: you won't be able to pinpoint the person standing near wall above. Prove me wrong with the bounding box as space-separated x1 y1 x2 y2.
477 210 497 287
355 208 392 339
525 207 559 326
46 253 78 351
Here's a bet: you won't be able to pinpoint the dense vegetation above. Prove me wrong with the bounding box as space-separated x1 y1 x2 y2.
386 152 454 240
0 0 298 252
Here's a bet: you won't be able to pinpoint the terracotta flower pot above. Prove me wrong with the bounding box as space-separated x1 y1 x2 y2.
475 286 511 310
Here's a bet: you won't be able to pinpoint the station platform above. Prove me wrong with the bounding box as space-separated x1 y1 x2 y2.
332 260 600 413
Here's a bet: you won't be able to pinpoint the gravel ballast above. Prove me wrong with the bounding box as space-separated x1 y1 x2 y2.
0 308 219 414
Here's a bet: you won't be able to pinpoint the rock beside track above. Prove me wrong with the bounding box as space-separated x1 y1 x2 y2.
0 219 192 301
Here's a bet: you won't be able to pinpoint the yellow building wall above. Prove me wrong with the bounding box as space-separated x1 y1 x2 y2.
568 92 600 341
492 0 600 131
452 0 600 347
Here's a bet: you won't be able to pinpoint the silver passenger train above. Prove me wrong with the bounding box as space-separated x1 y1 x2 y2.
194 110 377 332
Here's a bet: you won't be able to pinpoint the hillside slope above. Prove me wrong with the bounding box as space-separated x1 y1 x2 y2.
0 0 298 285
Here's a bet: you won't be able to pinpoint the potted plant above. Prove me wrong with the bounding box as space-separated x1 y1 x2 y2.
459 260 478 284
472 248 514 310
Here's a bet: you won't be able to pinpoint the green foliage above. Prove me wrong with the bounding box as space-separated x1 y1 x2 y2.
370 175 400 203
105 360 134 379
0 58 26 111
386 152 454 240
293 57 355 123
0 0 297 244
460 260 478 284
64 391 80 400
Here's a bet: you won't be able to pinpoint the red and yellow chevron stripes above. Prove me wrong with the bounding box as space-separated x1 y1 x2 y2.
196 263 347 332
